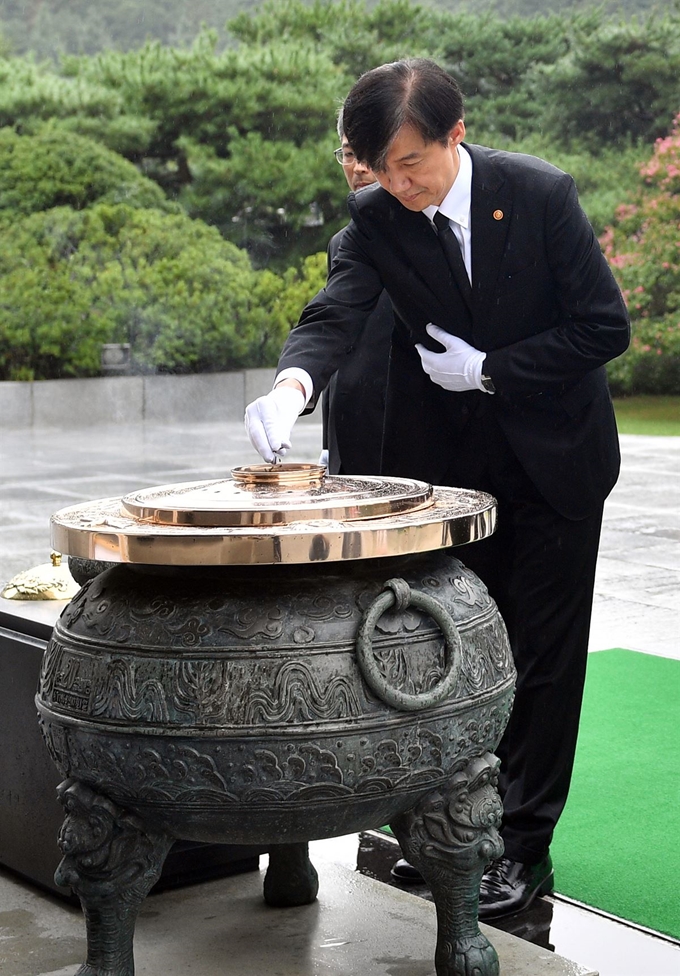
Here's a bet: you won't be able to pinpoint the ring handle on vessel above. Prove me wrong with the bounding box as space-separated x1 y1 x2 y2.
355 578 462 712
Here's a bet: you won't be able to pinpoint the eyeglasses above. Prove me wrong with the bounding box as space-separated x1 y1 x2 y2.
334 148 357 165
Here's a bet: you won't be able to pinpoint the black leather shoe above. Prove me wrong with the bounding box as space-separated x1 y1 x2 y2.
390 857 425 884
478 855 554 920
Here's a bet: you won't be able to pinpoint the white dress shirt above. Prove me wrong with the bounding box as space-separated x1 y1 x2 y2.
423 143 473 282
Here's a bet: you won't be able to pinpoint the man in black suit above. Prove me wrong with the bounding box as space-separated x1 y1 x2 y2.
245 59 629 919
321 117 394 474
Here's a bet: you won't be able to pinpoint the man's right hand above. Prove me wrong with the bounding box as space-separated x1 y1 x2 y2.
244 384 306 463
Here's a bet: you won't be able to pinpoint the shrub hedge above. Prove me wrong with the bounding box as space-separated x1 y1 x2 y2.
0 203 325 381
0 126 178 219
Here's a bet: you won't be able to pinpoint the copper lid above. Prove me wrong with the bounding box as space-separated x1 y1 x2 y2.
121 464 433 527
50 463 496 566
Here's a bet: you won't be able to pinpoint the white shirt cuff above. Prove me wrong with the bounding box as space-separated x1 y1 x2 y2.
274 367 314 407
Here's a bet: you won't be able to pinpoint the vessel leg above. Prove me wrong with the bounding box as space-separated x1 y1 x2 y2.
54 779 174 976
263 842 319 907
389 752 505 976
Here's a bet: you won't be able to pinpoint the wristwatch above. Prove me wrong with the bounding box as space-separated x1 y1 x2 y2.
481 374 496 394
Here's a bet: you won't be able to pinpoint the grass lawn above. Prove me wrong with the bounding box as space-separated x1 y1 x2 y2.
613 396 680 436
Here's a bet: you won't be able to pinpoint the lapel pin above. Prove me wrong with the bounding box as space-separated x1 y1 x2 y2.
493 209 504 221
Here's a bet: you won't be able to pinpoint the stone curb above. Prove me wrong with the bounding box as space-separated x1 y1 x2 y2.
0 369 319 428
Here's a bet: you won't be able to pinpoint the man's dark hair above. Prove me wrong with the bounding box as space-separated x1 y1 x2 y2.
342 59 464 171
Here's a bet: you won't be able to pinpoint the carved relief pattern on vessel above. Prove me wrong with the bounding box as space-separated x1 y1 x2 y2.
243 661 362 723
39 637 65 700
216 605 285 641
91 658 169 723
41 608 511 727
371 641 446 697
39 639 94 715
290 591 353 621
171 661 232 722
39 697 512 812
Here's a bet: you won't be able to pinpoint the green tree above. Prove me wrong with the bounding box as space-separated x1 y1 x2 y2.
533 10 680 148
435 8 576 140
0 0 258 59
268 250 327 334
0 0 668 64
0 51 158 157
178 129 342 266
0 0 677 274
40 32 352 264
0 126 177 221
229 0 439 78
0 204 294 380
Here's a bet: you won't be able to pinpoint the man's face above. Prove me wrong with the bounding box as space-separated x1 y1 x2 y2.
341 137 377 192
374 121 466 211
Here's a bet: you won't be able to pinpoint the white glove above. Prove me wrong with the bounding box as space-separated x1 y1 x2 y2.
244 385 305 463
318 449 329 467
416 323 487 393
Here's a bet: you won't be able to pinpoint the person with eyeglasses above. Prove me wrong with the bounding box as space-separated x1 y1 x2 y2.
319 115 395 475
245 59 629 921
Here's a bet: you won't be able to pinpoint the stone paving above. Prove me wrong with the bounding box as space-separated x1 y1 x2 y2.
0 855 600 976
588 433 679 659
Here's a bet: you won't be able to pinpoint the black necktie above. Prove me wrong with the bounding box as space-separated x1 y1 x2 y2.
433 209 472 309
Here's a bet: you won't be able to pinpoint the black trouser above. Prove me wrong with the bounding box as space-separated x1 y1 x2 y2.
442 411 604 865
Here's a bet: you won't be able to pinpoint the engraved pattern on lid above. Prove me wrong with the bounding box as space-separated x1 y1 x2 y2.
121 465 434 527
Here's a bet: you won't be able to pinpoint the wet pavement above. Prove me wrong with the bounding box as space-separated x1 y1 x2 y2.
342 829 680 976
1 420 679 975
1 851 599 976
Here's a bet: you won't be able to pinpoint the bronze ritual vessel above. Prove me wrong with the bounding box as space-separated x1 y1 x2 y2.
38 463 515 976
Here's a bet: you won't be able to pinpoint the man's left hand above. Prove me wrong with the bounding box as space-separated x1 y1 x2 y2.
416 323 487 392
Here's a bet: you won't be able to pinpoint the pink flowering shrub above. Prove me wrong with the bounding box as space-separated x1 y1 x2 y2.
602 112 680 394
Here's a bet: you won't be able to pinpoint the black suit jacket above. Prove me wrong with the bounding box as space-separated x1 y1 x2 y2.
321 228 394 474
280 144 630 519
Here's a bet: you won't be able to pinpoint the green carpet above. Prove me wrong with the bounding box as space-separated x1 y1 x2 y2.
551 649 680 938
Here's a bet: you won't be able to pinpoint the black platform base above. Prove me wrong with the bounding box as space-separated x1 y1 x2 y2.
0 603 262 901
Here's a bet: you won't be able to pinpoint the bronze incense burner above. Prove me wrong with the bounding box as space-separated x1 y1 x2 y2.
38 464 515 976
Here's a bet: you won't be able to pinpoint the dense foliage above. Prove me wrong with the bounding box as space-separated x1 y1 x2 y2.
601 113 680 395
0 31 352 264
532 13 680 149
0 126 178 219
0 1 662 60
0 0 676 391
0 0 259 58
1 1 678 266
0 202 328 381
